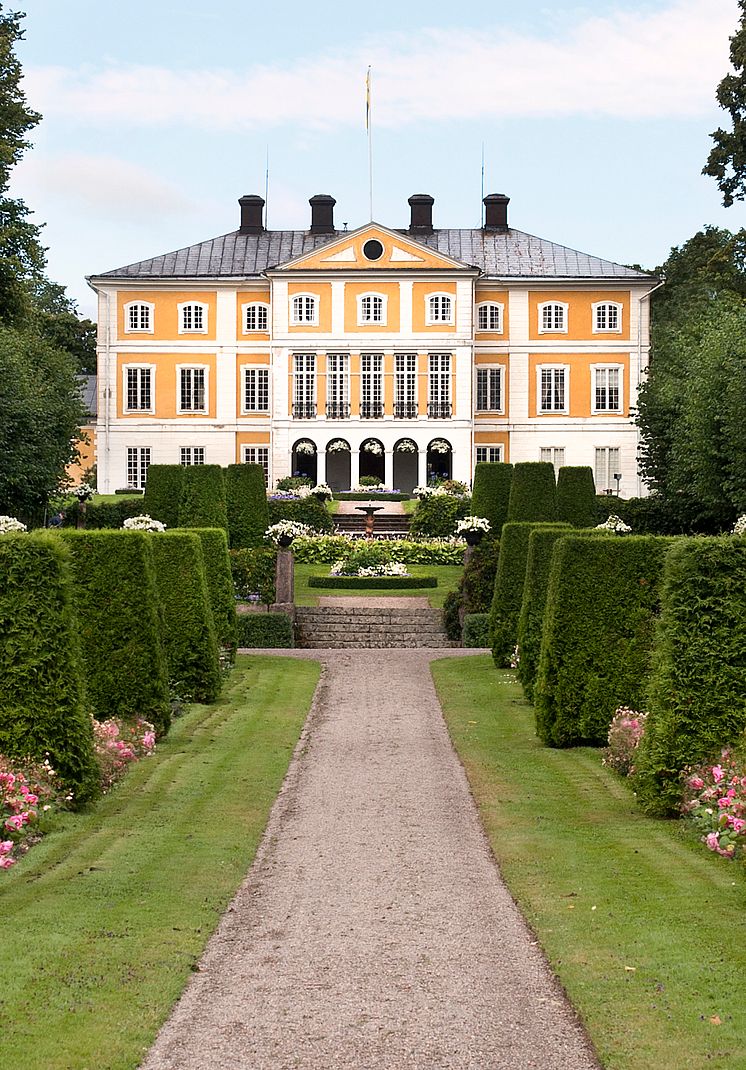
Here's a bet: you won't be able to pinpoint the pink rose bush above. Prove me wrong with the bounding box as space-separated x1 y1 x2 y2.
681 749 746 860
93 717 156 794
603 706 648 776
0 757 60 869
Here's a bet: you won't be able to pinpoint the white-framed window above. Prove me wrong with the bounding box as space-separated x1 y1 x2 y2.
595 446 621 493
476 446 503 464
242 446 269 486
124 301 154 334
177 366 208 413
291 293 318 325
357 292 387 325
593 301 623 333
180 447 205 466
592 365 623 414
326 352 350 419
538 301 568 334
124 365 154 413
537 365 569 414
428 352 452 418
476 302 503 332
127 446 151 489
178 302 208 333
475 367 503 412
293 353 316 417
426 293 454 325
540 447 566 475
243 367 270 413
360 352 384 418
395 352 418 418
243 302 269 332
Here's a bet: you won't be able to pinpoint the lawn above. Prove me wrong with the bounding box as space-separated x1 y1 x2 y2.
1 655 320 1070
294 561 462 607
432 656 746 1070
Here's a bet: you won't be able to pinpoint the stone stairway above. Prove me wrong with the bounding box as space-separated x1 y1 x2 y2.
294 605 454 648
333 514 412 536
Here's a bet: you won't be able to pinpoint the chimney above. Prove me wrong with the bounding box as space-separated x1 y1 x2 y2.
483 193 510 232
238 194 265 234
408 193 434 235
309 194 336 233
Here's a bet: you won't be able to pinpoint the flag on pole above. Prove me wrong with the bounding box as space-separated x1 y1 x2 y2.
366 66 371 130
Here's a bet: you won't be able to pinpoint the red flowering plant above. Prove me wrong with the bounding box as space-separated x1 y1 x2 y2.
93 717 156 794
0 756 61 870
602 706 648 777
681 749 746 860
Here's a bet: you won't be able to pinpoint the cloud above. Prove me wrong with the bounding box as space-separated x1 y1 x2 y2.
24 0 736 131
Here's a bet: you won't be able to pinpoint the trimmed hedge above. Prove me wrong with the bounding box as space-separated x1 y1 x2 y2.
150 532 221 704
307 574 437 589
230 547 277 605
225 463 269 549
63 497 144 529
268 497 334 533
143 465 184 529
178 465 228 530
409 494 471 538
442 590 462 641
0 534 99 804
471 463 513 535
507 462 557 523
459 537 500 614
534 535 671 747
490 523 570 667
236 612 294 649
556 467 597 528
634 537 746 816
463 613 490 648
183 528 238 655
60 530 171 736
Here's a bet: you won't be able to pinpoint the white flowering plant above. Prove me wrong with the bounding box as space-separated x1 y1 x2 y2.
595 514 631 534
362 440 383 455
122 515 166 532
351 483 393 494
265 520 311 545
455 516 491 535
327 439 349 453
72 482 95 502
732 515 746 536
294 441 316 455
311 483 333 500
395 439 417 453
0 516 27 534
430 439 450 454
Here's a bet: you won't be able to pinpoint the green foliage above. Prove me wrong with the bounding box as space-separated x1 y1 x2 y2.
267 496 333 532
462 613 490 647
442 590 462 641
150 532 221 704
59 530 171 736
0 533 98 803
534 535 671 747
236 613 294 649
334 541 392 572
62 496 145 529
143 465 184 529
358 475 381 486
183 528 237 655
556 467 597 528
490 523 569 667
409 493 471 537
459 537 500 613
178 465 227 530
703 1 746 207
27 279 97 375
225 463 269 549
275 476 312 491
507 462 557 523
634 537 746 815
307 574 437 589
230 547 277 606
471 463 513 535
291 534 464 565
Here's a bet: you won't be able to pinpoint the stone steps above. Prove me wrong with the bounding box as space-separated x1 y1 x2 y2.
333 514 411 535
295 606 455 649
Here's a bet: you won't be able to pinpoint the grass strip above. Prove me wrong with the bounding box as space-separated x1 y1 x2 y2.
1 654 320 1070
295 562 461 607
307 574 437 589
431 655 746 1070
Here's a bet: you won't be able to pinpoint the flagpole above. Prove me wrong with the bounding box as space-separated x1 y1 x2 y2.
366 66 373 221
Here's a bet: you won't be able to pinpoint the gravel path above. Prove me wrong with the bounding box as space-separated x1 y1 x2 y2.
141 650 599 1070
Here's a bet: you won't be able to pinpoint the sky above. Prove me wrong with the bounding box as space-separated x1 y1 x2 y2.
9 0 744 318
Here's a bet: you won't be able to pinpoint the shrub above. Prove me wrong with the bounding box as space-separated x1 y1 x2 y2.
60 530 171 736
442 590 462 641
634 537 746 815
225 463 269 549
178 465 228 530
307 574 437 589
490 523 569 667
0 755 63 869
267 496 334 533
0 533 99 804
680 748 746 860
292 535 464 566
143 464 184 528
603 707 648 777
230 547 277 606
409 493 471 538
471 463 513 536
459 537 500 614
184 528 238 655
236 612 294 649
534 535 671 748
93 716 156 795
276 476 313 492
463 613 490 648
150 532 221 704
507 462 557 523
63 497 145 529
556 467 597 528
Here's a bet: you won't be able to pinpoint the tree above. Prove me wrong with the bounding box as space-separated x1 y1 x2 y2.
28 279 97 373
704 1 746 206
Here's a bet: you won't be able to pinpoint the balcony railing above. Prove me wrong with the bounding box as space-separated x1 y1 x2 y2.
326 402 351 419
292 401 317 419
428 401 452 419
360 401 384 419
394 402 418 419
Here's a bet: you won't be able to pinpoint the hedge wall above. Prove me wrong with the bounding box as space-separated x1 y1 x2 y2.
471 463 513 536
60 530 171 736
63 496 144 529
507 462 557 523
490 523 569 667
225 463 269 549
178 465 228 530
267 496 334 533
307 574 437 589
150 532 221 704
556 467 597 528
230 547 277 605
0 534 99 804
183 527 238 655
634 537 746 815
143 465 185 529
534 534 671 747
409 494 471 538
236 612 294 649
463 613 490 648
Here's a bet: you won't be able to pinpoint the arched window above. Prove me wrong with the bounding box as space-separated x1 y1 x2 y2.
124 301 154 333
593 301 622 333
243 302 269 332
426 293 453 325
178 302 208 333
476 302 503 332
357 292 386 325
291 293 318 325
538 302 568 333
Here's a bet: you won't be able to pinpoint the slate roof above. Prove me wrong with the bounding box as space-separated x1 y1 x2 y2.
91 227 654 282
77 374 97 418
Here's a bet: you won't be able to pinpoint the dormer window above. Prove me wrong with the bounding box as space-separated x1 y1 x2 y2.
178 302 208 333
124 301 153 333
476 302 503 332
593 301 622 333
291 294 318 325
426 293 453 325
243 302 269 332
538 302 568 333
357 292 386 325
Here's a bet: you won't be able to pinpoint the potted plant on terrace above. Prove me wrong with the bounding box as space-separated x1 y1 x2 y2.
455 515 491 547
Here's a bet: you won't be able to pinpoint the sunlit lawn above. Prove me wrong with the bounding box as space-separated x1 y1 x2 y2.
294 561 461 608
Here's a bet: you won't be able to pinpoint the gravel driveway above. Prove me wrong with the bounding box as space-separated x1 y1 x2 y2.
140 649 600 1070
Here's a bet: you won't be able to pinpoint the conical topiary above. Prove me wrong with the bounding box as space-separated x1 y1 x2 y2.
556 466 597 528
507 462 557 522
471 462 513 536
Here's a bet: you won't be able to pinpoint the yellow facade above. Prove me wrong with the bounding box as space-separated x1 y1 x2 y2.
473 288 509 337
528 290 631 341
117 352 217 419
528 352 629 419
117 290 218 341
287 282 333 333
343 281 400 332
412 281 458 333
283 225 463 272
236 290 271 339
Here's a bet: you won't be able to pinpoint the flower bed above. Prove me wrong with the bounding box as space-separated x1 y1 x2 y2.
1 757 60 869
307 574 437 589
333 492 411 501
292 534 465 564
682 749 746 860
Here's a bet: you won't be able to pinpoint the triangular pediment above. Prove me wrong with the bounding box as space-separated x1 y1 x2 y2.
277 223 471 272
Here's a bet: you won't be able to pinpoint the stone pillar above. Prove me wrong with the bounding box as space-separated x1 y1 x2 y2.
384 449 394 490
417 449 427 488
316 450 326 486
350 449 360 490
272 548 295 614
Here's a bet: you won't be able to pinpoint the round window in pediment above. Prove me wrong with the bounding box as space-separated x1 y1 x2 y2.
362 238 384 261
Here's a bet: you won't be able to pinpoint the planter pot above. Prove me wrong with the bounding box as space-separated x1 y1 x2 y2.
464 530 484 547
277 534 294 548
